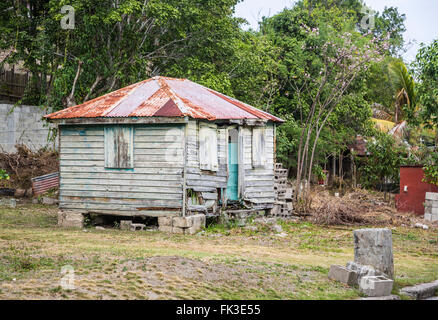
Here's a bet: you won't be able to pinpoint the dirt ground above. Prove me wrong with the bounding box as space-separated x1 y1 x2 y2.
0 197 437 300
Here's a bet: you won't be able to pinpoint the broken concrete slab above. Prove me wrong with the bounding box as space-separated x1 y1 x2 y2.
353 228 394 279
360 295 400 300
346 262 383 285
359 275 394 297
328 265 358 286
400 280 438 300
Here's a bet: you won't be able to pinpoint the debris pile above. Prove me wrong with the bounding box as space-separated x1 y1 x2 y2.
0 144 59 189
308 188 435 228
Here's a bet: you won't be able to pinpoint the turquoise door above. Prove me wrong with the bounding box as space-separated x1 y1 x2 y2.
227 142 239 201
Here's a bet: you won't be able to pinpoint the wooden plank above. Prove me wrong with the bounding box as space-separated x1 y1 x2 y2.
201 192 218 200
60 196 182 207
61 135 104 142
60 167 183 174
61 184 182 194
60 190 182 200
60 172 182 181
61 147 104 154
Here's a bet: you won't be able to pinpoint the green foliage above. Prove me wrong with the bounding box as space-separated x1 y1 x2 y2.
422 153 438 186
387 59 417 123
358 132 408 189
0 169 9 180
414 40 438 130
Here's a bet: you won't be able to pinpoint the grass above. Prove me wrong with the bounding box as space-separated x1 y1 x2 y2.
0 203 437 300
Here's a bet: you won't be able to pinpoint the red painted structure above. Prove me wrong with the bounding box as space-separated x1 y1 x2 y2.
395 165 438 215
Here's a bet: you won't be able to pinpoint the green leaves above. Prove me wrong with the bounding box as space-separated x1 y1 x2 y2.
415 40 438 130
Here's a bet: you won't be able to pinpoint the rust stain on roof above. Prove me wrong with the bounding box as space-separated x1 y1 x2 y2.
44 76 284 122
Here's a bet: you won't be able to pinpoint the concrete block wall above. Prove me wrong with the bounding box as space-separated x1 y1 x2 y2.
425 192 438 222
0 103 57 153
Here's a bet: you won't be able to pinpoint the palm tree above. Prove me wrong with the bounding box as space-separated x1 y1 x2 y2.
388 60 416 123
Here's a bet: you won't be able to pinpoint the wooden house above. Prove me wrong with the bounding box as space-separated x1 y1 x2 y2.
45 77 284 225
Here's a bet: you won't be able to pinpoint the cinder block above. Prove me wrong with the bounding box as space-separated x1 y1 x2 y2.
158 216 173 227
424 200 438 208
58 211 84 228
158 226 172 233
120 220 132 230
424 213 438 222
173 216 193 228
172 227 185 234
425 192 438 201
328 265 358 286
359 276 394 297
424 207 438 215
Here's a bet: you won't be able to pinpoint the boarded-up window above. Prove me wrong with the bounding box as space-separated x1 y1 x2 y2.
199 124 218 171
104 125 134 169
252 127 266 168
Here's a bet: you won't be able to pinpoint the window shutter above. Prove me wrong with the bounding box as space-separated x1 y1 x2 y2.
105 125 134 169
199 124 218 171
252 127 266 168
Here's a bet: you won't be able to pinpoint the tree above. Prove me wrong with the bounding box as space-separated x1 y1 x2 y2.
358 131 408 198
387 60 416 123
0 0 243 109
415 40 438 130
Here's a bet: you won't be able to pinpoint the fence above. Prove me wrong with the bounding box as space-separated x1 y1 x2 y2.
0 67 30 102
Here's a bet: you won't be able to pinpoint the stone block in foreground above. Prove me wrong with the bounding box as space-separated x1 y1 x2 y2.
158 215 206 235
400 280 438 300
328 265 358 286
353 228 394 279
58 211 84 228
359 276 394 297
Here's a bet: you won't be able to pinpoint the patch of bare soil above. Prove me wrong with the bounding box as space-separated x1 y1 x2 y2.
308 188 435 228
0 144 59 189
0 255 317 300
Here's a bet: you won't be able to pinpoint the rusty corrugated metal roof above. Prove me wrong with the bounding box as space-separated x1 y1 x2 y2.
44 77 284 122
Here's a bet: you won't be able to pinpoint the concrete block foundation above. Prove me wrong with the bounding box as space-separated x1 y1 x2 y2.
58 211 84 228
158 215 206 235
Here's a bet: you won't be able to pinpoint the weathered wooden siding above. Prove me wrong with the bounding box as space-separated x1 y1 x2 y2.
186 120 276 208
59 124 184 216
185 120 227 204
242 123 276 205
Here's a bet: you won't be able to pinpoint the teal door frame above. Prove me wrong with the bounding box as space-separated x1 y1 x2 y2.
226 127 239 201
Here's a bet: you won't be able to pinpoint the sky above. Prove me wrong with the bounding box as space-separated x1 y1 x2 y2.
234 0 438 62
